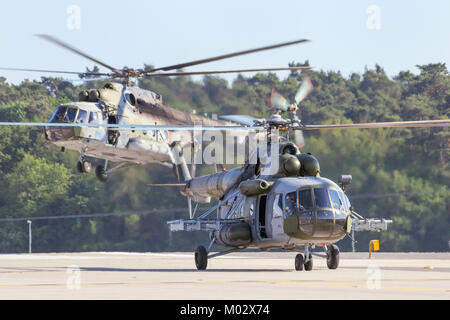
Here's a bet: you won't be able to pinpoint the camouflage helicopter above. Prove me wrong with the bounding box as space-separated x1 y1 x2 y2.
0 35 310 182
161 80 450 271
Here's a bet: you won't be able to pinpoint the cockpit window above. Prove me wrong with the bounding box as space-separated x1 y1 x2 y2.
338 191 350 211
284 191 297 217
49 106 67 123
89 112 98 123
125 93 136 106
314 188 331 208
329 189 343 210
65 108 77 122
76 110 87 123
298 189 313 211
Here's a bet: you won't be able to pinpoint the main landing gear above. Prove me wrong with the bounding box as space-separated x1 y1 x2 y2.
76 156 109 183
194 246 208 270
294 244 340 271
294 244 313 271
194 239 245 271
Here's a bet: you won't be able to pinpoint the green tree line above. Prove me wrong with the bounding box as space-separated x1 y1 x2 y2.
0 62 448 253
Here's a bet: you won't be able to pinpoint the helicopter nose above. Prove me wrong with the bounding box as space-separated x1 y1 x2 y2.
44 126 75 141
294 211 348 238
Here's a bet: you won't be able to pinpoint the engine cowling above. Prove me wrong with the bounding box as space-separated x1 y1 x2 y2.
297 153 320 177
239 179 273 196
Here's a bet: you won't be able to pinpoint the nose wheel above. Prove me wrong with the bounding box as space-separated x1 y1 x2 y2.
95 165 109 183
326 244 340 269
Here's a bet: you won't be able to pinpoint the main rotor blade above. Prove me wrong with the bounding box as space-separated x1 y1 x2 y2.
0 122 263 131
144 66 310 77
36 34 118 73
62 77 112 83
220 115 262 126
5 119 447 131
149 39 310 72
0 67 108 76
295 120 450 130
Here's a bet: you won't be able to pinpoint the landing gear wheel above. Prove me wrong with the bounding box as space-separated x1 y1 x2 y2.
77 160 91 173
304 253 313 271
95 165 108 183
295 253 304 271
195 246 208 270
82 161 91 173
326 244 340 269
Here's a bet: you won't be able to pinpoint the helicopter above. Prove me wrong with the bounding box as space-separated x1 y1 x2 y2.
162 79 449 271
0 35 310 182
1 37 449 270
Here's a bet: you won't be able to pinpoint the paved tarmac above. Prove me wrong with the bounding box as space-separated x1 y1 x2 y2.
0 252 448 299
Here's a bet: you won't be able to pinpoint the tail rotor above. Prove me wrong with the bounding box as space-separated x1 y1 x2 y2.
270 76 313 147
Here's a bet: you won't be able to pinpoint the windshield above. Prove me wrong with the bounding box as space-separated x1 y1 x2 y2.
65 108 77 122
284 187 350 216
314 188 331 208
49 106 67 123
49 106 78 123
298 189 313 211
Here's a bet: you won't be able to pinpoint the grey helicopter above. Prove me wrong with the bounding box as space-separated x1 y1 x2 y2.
161 78 449 271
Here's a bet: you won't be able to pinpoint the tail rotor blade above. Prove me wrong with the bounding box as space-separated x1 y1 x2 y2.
270 89 291 112
294 76 314 104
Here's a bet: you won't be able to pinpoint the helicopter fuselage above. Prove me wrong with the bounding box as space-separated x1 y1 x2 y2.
44 83 233 166
213 176 351 250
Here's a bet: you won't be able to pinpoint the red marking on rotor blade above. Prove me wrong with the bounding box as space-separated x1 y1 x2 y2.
306 76 313 88
269 89 274 108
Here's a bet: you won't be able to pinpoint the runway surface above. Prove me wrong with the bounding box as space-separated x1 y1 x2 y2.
0 251 448 299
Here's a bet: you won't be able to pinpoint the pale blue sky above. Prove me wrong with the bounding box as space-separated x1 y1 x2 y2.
0 0 449 84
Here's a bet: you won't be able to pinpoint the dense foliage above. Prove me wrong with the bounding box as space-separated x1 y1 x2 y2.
0 62 448 253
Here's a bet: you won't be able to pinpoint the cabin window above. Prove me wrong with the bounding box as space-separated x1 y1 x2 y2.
76 110 88 123
89 111 99 123
298 189 313 211
273 194 283 218
314 188 331 208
